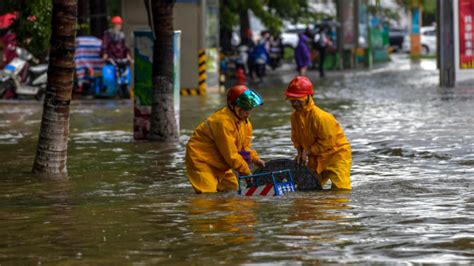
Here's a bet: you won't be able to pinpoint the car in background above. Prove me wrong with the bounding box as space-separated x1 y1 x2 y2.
389 27 407 51
402 26 437 55
281 24 308 49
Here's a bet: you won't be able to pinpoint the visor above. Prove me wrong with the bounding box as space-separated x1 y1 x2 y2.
235 89 264 111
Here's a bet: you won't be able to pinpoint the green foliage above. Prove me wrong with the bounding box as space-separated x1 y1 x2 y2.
220 0 310 33
2 0 52 57
373 0 436 26
394 0 436 13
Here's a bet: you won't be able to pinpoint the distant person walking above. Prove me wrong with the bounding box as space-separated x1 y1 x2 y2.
314 26 332 77
294 33 311 76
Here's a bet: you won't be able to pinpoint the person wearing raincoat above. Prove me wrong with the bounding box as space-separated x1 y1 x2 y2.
294 33 312 76
285 76 352 190
186 85 266 193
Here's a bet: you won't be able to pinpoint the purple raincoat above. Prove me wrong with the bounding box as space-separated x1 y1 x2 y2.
294 33 311 69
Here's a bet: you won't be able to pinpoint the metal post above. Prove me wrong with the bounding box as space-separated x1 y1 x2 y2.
336 0 344 70
438 0 455 87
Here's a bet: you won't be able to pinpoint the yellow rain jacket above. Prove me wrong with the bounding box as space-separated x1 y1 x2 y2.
186 106 260 193
291 98 352 190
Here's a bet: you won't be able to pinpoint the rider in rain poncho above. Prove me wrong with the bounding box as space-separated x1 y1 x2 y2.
285 76 352 190
185 86 265 193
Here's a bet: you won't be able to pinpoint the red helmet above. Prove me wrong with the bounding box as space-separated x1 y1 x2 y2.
227 85 264 111
111 16 123 25
285 76 314 97
227 85 248 103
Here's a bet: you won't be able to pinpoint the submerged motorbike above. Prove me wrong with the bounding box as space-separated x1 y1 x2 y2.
0 47 47 100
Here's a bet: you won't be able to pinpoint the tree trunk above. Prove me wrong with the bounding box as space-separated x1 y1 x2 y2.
32 0 77 175
145 0 179 141
78 0 89 36
220 28 233 52
89 0 107 38
239 9 250 41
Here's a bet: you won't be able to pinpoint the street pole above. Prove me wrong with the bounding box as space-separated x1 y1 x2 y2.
438 0 455 87
336 0 344 70
354 0 359 68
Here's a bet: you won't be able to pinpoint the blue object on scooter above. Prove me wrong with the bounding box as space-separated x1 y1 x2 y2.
98 63 118 97
96 59 131 98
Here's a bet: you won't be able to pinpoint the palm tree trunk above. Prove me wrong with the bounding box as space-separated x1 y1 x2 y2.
33 0 77 175
145 0 179 141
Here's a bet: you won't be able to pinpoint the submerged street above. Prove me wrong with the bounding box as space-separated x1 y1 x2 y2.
1 55 473 264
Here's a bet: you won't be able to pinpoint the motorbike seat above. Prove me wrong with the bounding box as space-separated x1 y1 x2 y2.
29 64 48 74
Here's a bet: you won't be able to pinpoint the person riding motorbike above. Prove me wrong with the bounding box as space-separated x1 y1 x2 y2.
185 85 265 193
101 16 132 63
101 16 132 98
285 76 352 190
249 32 270 82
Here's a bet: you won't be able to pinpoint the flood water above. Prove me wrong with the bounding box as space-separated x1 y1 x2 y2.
1 56 473 264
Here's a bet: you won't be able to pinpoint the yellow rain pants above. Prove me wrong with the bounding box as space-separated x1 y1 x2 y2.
186 106 260 193
290 98 352 190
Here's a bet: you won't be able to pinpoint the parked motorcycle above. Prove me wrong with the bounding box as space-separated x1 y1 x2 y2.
0 47 47 100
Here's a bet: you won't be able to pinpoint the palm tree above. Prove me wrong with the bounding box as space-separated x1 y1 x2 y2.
33 0 77 175
144 0 179 141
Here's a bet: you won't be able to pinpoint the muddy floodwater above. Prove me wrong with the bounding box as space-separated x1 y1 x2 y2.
1 56 473 264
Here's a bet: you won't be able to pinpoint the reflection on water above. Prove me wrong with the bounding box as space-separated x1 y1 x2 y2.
0 57 473 263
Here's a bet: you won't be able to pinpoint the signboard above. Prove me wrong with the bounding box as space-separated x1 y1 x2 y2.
454 0 474 85
459 0 474 69
133 30 181 140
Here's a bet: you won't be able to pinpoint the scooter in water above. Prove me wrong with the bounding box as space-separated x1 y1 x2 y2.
94 58 131 98
0 47 47 100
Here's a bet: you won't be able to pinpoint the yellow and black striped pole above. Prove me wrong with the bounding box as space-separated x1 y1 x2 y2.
197 49 207 95
180 49 207 96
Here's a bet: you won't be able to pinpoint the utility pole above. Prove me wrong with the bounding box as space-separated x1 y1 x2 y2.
336 0 343 70
438 0 455 87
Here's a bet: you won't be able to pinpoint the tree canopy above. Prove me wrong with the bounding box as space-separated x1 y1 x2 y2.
220 0 310 34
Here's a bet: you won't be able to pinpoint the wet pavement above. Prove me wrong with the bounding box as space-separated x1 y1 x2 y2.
0 54 473 264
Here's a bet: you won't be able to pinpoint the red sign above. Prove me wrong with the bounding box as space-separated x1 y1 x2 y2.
459 0 474 69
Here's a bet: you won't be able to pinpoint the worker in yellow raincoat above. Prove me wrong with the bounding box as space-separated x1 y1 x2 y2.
186 85 266 193
285 76 352 190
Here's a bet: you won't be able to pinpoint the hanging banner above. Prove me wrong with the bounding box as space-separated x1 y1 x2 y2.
411 8 420 34
358 0 369 48
459 0 474 69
